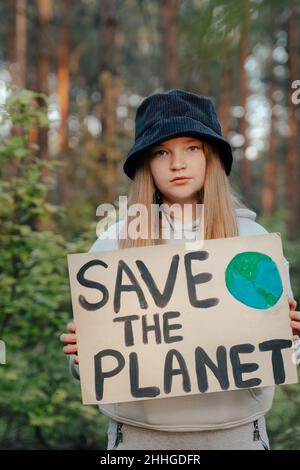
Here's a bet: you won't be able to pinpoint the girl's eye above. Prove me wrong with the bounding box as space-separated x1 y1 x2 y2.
153 149 167 157
152 145 201 157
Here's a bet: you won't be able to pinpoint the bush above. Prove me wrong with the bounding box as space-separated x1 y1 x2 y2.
0 90 107 449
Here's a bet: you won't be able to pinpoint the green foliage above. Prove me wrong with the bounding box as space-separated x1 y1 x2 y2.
257 210 300 449
257 210 300 301
1 0 300 450
267 368 300 450
0 90 107 449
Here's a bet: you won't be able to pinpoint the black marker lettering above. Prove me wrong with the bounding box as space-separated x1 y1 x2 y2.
164 349 191 394
94 349 125 400
230 344 261 388
136 255 179 308
142 313 162 344
77 259 109 311
113 315 140 346
163 311 183 343
259 339 292 384
184 251 219 308
130 352 160 398
195 346 229 392
114 260 148 313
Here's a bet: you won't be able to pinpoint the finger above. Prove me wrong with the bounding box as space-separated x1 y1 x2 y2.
288 298 297 310
290 321 300 333
62 344 78 355
60 333 77 344
67 321 76 333
74 356 79 364
290 310 300 321
293 334 300 342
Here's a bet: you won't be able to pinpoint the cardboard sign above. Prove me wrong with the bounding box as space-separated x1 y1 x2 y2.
67 233 298 404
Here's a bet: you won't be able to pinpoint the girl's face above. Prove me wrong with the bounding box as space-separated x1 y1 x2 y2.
149 136 206 206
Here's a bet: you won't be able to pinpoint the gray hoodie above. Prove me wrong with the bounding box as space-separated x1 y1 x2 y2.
69 208 294 431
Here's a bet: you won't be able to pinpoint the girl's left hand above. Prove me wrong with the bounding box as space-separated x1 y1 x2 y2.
289 297 300 341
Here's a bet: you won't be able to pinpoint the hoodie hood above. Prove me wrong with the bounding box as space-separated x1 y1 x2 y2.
235 207 257 221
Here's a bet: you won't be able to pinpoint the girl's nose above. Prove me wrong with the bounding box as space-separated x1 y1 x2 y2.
170 151 187 170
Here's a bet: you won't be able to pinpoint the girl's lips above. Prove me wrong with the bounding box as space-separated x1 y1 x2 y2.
171 177 190 185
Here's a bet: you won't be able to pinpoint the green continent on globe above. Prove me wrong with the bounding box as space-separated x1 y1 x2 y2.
225 251 283 309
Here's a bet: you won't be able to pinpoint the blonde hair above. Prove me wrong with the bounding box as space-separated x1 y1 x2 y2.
118 142 246 249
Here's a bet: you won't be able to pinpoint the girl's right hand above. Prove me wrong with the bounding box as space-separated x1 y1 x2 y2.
60 321 79 364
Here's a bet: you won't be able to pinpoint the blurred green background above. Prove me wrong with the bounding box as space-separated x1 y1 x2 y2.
0 0 299 450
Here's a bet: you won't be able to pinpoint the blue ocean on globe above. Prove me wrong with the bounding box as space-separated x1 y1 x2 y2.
225 252 283 309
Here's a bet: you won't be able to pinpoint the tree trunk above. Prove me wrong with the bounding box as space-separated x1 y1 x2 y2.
15 0 27 88
56 0 71 204
199 62 209 97
34 0 53 230
239 0 250 198
6 0 27 87
100 0 121 75
219 45 231 139
57 0 71 151
6 0 27 178
262 49 277 219
286 0 298 240
160 0 179 90
99 0 123 202
35 0 53 162
6 0 16 66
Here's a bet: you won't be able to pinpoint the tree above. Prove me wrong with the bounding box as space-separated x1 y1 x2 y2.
98 0 124 202
35 0 53 162
239 0 250 198
56 0 71 203
57 0 71 152
160 0 179 89
286 0 298 240
262 15 278 219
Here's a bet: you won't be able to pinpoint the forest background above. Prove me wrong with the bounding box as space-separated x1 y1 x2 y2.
0 0 299 449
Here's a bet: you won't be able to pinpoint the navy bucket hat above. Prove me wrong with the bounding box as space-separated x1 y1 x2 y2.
123 89 233 179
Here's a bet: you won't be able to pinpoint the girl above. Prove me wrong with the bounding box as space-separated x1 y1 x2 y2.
60 89 299 450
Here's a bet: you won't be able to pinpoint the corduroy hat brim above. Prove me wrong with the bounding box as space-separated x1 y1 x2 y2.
123 116 233 179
